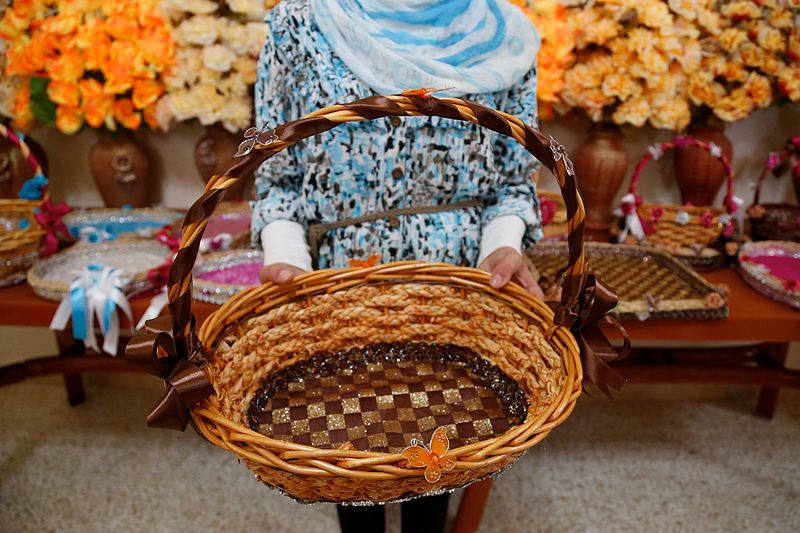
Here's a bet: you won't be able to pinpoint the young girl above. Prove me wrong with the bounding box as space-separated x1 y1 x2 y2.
252 1 543 531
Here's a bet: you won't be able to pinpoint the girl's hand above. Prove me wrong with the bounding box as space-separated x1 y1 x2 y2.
478 247 545 299
259 263 306 284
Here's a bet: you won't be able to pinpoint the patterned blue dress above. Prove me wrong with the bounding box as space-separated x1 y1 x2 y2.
252 0 542 269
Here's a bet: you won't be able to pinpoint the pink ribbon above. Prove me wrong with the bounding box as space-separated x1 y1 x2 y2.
34 199 72 257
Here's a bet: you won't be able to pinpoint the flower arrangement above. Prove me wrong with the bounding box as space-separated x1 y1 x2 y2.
558 0 706 131
514 0 576 121
688 0 800 123
556 0 800 130
0 0 176 134
153 0 272 133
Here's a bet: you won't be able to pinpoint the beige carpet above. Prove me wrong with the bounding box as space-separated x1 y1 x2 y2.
1 372 798 533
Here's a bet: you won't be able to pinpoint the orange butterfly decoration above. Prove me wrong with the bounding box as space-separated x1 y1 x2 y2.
401 87 452 98
401 427 456 483
348 255 381 268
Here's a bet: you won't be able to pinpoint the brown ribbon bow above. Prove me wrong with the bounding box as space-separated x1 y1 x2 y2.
553 273 630 398
125 315 215 430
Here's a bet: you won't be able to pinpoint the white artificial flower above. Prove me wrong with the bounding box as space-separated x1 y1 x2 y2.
675 211 690 225
708 142 722 158
177 16 219 47
166 90 198 122
202 44 237 73
221 96 253 133
245 22 270 56
220 21 251 55
153 98 176 131
226 0 265 17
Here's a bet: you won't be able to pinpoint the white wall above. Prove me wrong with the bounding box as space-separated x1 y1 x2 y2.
29 105 800 210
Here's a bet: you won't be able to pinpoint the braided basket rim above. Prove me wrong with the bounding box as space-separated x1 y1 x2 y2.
190 261 582 486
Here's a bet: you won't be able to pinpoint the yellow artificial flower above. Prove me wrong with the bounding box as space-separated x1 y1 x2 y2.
720 1 763 21
602 72 643 101
777 66 800 101
639 0 674 31
650 98 691 131
743 72 773 108
756 23 786 53
738 42 764 68
612 96 651 127
718 28 748 53
688 75 726 107
712 88 754 122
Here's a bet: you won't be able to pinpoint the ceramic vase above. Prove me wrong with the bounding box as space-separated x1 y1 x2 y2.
89 131 151 208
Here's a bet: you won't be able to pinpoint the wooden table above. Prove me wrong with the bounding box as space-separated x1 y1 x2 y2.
1 268 799 533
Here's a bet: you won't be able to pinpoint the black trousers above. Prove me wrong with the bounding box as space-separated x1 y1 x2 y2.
336 493 450 533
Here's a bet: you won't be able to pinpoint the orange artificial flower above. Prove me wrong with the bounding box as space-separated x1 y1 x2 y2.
55 105 82 134
47 80 80 107
142 103 160 130
132 78 163 110
40 12 81 35
104 14 138 41
48 49 84 81
18 32 60 75
13 84 35 131
5 0 41 33
139 26 174 72
0 12 21 40
80 79 113 128
112 98 142 130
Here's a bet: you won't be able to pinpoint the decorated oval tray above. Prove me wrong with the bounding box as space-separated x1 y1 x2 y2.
193 249 262 304
64 207 184 243
738 241 800 310
201 201 251 253
27 240 172 301
527 242 729 320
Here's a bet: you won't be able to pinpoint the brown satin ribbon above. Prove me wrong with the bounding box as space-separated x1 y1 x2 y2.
552 273 630 398
125 315 214 430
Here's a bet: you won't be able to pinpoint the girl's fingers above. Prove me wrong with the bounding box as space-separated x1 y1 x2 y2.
489 252 522 288
260 263 305 284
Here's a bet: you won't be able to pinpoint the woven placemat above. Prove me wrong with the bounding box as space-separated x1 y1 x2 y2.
527 242 728 320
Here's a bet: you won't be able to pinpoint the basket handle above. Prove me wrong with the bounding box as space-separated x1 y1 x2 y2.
166 94 588 354
0 122 48 200
627 135 734 211
752 136 800 206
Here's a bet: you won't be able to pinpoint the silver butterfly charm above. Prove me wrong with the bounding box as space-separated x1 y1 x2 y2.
235 123 279 157
549 136 574 177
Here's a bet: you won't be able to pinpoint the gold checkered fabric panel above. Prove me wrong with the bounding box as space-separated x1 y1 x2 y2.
248 344 526 453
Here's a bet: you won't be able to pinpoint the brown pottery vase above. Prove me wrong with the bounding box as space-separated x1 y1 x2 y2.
89 131 151 207
195 125 254 201
673 123 733 206
573 123 629 233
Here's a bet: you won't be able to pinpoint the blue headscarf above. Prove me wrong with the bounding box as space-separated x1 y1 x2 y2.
309 0 539 96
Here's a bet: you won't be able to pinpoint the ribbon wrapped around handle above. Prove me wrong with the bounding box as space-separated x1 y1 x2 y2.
126 316 214 430
552 273 630 398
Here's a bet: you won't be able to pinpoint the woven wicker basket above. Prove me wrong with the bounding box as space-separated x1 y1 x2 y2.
128 94 623 505
615 136 738 270
747 138 800 242
0 123 47 287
